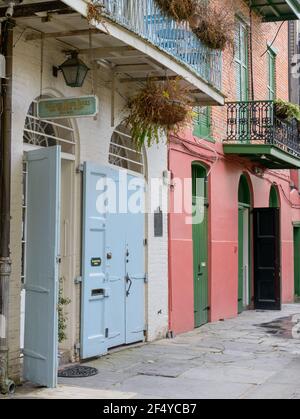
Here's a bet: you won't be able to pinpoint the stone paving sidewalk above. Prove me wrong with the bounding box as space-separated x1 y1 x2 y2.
5 304 300 399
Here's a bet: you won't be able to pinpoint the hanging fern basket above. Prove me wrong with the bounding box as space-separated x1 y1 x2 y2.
189 4 234 51
125 78 193 150
154 0 198 21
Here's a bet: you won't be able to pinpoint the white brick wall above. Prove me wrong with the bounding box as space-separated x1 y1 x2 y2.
8 27 169 380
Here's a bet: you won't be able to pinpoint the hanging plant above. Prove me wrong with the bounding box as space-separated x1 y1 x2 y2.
154 0 198 21
87 1 105 25
189 3 234 51
125 78 193 150
274 99 300 122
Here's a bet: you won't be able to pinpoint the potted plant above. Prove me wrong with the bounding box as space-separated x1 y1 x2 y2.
125 78 193 149
274 99 300 122
189 3 234 51
154 0 198 21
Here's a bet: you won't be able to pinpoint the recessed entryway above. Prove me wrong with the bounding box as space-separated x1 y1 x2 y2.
253 185 281 310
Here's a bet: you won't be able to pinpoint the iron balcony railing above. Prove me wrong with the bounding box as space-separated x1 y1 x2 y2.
225 100 300 159
98 0 222 90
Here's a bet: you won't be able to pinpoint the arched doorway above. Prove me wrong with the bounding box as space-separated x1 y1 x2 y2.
21 96 77 387
192 163 209 328
238 175 251 313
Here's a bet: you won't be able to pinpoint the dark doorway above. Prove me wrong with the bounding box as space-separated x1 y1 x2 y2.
253 208 281 310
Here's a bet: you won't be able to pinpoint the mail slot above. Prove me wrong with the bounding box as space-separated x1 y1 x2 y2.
91 289 105 297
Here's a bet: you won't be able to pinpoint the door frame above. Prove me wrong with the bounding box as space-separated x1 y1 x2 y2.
253 208 281 310
80 163 147 359
238 174 253 313
238 203 251 313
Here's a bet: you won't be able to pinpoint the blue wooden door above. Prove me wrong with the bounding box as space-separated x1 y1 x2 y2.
125 174 145 344
81 164 145 358
23 146 61 388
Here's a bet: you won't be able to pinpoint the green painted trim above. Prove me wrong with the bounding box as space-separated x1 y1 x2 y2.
235 11 250 26
267 43 278 56
293 221 300 227
294 226 300 296
223 144 300 169
249 0 300 21
269 185 280 208
193 134 216 144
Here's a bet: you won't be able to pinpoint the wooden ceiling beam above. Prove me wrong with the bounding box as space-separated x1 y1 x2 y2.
0 1 72 18
25 28 102 41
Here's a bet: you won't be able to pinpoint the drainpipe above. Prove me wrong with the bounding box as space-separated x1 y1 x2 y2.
0 18 15 395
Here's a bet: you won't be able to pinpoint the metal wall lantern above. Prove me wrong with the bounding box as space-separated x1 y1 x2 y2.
58 51 90 88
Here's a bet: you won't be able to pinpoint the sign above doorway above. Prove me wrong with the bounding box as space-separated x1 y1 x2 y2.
37 95 98 120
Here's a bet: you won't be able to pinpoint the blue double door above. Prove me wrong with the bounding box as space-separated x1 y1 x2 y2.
23 148 145 388
81 163 146 359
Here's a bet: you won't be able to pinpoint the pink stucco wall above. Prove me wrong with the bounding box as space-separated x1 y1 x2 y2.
169 134 299 335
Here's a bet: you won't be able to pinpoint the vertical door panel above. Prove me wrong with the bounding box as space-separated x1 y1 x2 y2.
105 176 126 349
238 208 244 313
254 208 281 310
192 166 209 328
125 174 145 344
81 163 112 359
23 146 61 388
243 209 250 307
294 227 300 297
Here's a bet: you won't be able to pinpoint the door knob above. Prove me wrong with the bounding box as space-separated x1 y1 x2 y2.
107 252 112 260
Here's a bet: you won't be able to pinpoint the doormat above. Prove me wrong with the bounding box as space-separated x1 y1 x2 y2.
58 365 98 378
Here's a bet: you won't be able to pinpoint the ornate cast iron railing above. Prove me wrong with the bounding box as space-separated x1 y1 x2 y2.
98 0 222 91
225 100 300 159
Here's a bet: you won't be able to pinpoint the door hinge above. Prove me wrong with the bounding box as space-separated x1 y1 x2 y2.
76 164 84 174
56 256 62 264
74 342 80 351
74 276 82 285
144 274 148 284
143 238 148 247
105 328 109 338
144 324 148 336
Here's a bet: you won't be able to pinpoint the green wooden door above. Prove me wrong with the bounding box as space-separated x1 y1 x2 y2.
192 165 209 328
238 207 244 314
294 227 300 297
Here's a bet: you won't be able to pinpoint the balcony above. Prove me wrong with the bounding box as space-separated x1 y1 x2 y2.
61 0 224 105
249 0 300 22
224 101 300 169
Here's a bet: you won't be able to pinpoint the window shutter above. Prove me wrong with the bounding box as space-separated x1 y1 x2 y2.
193 107 211 138
235 20 249 101
267 48 276 100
